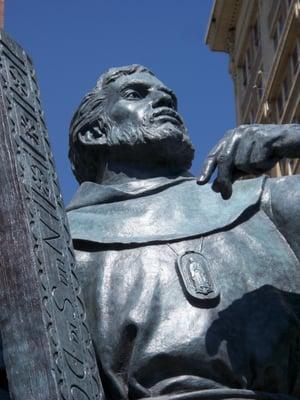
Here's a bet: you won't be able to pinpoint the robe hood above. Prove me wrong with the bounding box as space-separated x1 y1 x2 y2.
67 175 266 245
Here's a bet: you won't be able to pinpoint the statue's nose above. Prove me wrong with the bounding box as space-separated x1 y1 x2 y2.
151 92 174 109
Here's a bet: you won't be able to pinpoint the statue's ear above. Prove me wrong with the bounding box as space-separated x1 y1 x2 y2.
78 124 107 146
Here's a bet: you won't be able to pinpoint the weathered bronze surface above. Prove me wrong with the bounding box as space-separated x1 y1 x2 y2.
67 65 300 400
1 44 300 399
0 31 104 400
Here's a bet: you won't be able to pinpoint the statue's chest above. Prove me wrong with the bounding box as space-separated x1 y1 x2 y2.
77 209 300 312
75 210 300 393
170 210 300 305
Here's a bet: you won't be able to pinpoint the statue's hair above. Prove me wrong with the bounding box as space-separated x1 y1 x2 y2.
69 64 155 183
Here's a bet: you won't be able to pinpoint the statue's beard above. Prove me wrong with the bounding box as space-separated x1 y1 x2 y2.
105 121 195 173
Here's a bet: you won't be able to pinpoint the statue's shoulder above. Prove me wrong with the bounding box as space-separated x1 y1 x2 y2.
261 174 300 223
260 174 300 260
263 174 300 195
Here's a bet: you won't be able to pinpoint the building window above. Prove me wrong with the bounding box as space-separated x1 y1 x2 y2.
242 65 247 86
252 19 260 48
245 109 254 124
278 14 284 35
273 28 278 50
249 110 254 123
272 9 286 51
257 71 263 98
283 76 289 101
253 70 264 109
291 44 299 74
276 92 283 118
246 48 252 72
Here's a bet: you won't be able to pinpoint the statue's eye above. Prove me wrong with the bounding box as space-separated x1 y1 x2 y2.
122 89 141 100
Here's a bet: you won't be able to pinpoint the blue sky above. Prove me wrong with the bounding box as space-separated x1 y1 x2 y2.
6 1 235 204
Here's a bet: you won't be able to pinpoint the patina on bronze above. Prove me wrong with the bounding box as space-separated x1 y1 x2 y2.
0 30 104 400
65 65 300 400
1 55 300 399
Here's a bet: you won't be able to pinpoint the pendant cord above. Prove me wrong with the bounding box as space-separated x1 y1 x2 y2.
166 236 204 257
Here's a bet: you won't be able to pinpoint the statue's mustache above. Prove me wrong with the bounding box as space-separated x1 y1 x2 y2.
149 107 184 127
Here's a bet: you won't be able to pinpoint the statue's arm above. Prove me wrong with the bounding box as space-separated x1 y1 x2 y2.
261 174 300 261
197 124 300 199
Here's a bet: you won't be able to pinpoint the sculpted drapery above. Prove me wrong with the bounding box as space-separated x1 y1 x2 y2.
65 65 300 400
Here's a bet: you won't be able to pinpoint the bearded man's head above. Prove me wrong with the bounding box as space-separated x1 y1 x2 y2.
69 64 195 183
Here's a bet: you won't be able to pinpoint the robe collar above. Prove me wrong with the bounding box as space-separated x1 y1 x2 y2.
67 176 266 245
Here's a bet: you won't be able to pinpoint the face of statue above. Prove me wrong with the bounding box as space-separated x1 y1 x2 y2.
74 70 194 176
101 71 194 173
106 72 181 130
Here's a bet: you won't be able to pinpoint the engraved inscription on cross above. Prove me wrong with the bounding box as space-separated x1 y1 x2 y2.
0 30 105 400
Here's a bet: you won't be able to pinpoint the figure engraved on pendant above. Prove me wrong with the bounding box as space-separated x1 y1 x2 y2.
188 257 213 295
177 251 220 305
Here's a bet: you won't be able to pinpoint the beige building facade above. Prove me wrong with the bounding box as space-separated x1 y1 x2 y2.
206 0 300 176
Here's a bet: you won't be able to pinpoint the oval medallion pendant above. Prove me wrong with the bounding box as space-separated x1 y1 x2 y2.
177 251 220 306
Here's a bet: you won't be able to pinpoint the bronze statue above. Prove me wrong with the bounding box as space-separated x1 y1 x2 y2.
4 26 299 400
66 65 300 400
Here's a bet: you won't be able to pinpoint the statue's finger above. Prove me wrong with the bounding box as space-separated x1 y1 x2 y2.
212 178 220 192
214 131 240 197
215 155 233 199
197 156 217 184
197 139 225 184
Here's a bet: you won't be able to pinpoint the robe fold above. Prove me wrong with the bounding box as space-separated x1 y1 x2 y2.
67 176 300 400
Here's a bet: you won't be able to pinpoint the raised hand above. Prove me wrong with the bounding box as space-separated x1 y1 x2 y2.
196 124 287 199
